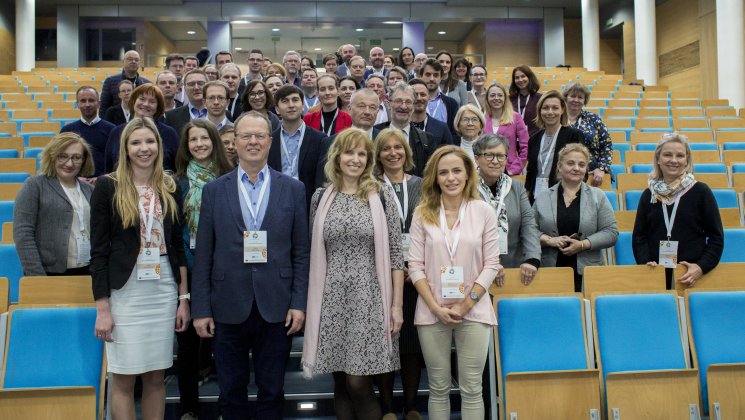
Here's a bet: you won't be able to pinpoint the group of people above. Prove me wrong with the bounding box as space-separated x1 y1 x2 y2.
11 45 725 420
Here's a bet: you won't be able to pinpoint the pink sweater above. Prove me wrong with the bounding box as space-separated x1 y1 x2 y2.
484 112 530 176
408 199 500 326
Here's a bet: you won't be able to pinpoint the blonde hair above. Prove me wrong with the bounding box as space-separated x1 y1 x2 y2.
111 117 178 229
453 104 486 137
324 128 381 201
373 128 415 178
651 132 693 180
415 145 480 226
534 90 568 129
40 132 95 177
484 83 515 125
555 143 590 181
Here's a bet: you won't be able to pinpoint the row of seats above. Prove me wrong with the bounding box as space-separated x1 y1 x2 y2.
613 229 745 265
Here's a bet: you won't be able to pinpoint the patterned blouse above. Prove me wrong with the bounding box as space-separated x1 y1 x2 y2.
570 109 612 173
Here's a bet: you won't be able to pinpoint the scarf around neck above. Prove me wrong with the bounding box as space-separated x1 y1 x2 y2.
478 173 512 238
184 160 216 233
649 173 696 205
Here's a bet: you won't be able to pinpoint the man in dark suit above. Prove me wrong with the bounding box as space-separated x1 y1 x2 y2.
164 69 208 136
419 59 459 137
362 46 389 81
192 111 309 420
373 82 441 177
409 78 455 145
335 44 357 77
102 80 133 126
268 85 326 209
99 50 150 116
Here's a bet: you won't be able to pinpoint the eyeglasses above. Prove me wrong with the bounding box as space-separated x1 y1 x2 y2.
461 117 481 124
248 90 266 98
236 132 269 141
471 73 486 78
186 81 206 87
391 99 414 107
205 71 218 77
58 154 84 164
475 153 507 163
206 95 227 102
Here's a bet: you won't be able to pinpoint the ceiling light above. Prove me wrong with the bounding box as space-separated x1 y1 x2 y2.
392 48 400 51
354 44 360 47
382 21 402 25
314 48 322 51
438 31 446 35
235 47 242 51
231 20 251 24
355 28 364 32
272 28 280 32
187 31 196 35
427 46 433 50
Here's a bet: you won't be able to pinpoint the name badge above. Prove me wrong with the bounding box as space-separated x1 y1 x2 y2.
441 266 465 299
189 233 196 250
401 233 411 262
498 230 508 255
244 230 268 263
137 247 161 280
534 177 549 197
659 240 679 268
75 234 91 266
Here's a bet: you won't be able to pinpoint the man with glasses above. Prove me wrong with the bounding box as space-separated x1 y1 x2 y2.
373 82 437 177
99 50 150 116
165 69 209 135
238 49 265 98
192 110 309 420
468 65 488 113
60 86 115 178
220 63 242 120
103 80 133 126
283 50 302 88
204 81 233 129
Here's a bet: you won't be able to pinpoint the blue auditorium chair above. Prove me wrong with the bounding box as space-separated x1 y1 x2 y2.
721 229 745 262
711 189 738 209
624 190 643 211
0 244 23 303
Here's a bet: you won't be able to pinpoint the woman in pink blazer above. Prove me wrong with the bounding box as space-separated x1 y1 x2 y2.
408 145 502 420
483 83 530 176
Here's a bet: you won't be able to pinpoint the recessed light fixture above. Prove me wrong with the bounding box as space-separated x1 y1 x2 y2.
382 21 402 24
187 31 196 35
272 28 280 32
231 20 250 24
392 48 400 51
427 46 434 50
314 48 322 51
354 44 360 47
438 31 446 35
355 28 364 32
235 47 242 51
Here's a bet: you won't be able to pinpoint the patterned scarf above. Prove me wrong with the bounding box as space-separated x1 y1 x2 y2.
649 173 696 205
478 172 512 237
184 160 216 233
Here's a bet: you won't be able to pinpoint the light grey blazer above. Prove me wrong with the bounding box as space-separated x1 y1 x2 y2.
443 79 468 107
13 175 94 275
533 182 618 274
498 179 542 269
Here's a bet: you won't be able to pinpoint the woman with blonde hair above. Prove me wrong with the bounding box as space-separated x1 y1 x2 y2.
484 83 530 175
303 128 404 420
408 145 501 420
14 132 95 277
91 117 190 420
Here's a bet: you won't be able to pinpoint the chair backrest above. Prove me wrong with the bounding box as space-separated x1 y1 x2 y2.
0 201 13 224
604 191 618 211
722 229 745 262
686 290 745 412
674 263 745 294
1 305 105 417
0 244 23 302
694 163 727 174
0 173 29 183
495 294 591 406
614 210 636 232
616 173 648 192
696 173 730 189
593 292 688 383
18 276 94 304
0 277 7 313
0 221 11 243
0 158 36 174
712 189 738 209
613 231 635 265
583 265 666 299
624 190 643 210
488 267 574 296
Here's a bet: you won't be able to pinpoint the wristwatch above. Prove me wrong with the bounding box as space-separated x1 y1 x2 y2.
470 291 479 301
178 293 191 301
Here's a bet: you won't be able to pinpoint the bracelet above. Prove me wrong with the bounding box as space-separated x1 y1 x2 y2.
178 293 190 301
580 240 585 251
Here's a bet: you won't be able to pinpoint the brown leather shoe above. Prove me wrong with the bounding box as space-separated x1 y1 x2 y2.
405 411 423 420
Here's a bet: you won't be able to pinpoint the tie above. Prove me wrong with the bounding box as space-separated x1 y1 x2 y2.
412 121 425 131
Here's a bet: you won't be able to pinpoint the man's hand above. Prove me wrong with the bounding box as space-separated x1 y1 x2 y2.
194 317 215 338
285 309 305 335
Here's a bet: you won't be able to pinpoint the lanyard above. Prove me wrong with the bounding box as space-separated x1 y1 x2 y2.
517 94 530 118
428 95 443 119
304 95 318 111
538 129 559 176
238 171 269 230
383 174 408 228
439 201 467 263
320 108 339 136
62 181 87 234
138 191 156 244
280 124 306 178
662 186 692 240
470 90 483 112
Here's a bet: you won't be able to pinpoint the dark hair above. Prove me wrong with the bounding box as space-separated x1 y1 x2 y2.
419 59 444 78
75 85 98 100
408 77 426 88
301 56 316 69
184 55 198 63
240 80 274 113
509 65 541 97
215 51 233 62
274 84 304 104
184 69 207 84
435 51 459 92
323 54 337 65
453 58 472 84
175 119 234 177
398 46 415 68
165 54 185 68
249 49 263 56
338 76 361 89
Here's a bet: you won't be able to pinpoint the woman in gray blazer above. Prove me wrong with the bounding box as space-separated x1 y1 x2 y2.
533 143 618 292
14 132 95 276
474 134 542 285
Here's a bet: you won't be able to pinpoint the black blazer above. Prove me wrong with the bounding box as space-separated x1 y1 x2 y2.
90 175 187 300
424 116 455 145
440 94 460 137
268 124 327 209
164 105 192 138
373 122 440 177
524 125 584 203
103 105 128 127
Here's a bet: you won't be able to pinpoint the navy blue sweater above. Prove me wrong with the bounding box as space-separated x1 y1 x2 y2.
60 119 116 177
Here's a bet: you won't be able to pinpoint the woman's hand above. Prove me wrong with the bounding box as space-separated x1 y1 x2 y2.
520 263 538 285
646 261 658 267
449 300 474 319
589 168 605 187
548 235 571 248
390 306 403 334
559 239 584 256
433 305 463 325
677 261 703 287
95 306 115 342
175 299 191 332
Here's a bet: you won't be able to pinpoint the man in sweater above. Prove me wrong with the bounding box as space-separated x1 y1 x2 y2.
60 86 115 177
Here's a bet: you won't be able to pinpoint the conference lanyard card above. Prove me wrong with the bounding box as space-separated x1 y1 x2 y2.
498 231 508 255
189 233 196 250
441 266 465 299
659 240 679 268
75 235 91 266
534 177 550 197
137 247 161 281
401 233 411 262
244 230 268 263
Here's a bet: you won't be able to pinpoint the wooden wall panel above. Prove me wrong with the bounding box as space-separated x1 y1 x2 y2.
600 38 623 75
564 19 583 68
623 21 636 83
483 21 540 71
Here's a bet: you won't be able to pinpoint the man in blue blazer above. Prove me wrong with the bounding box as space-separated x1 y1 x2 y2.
192 110 310 420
